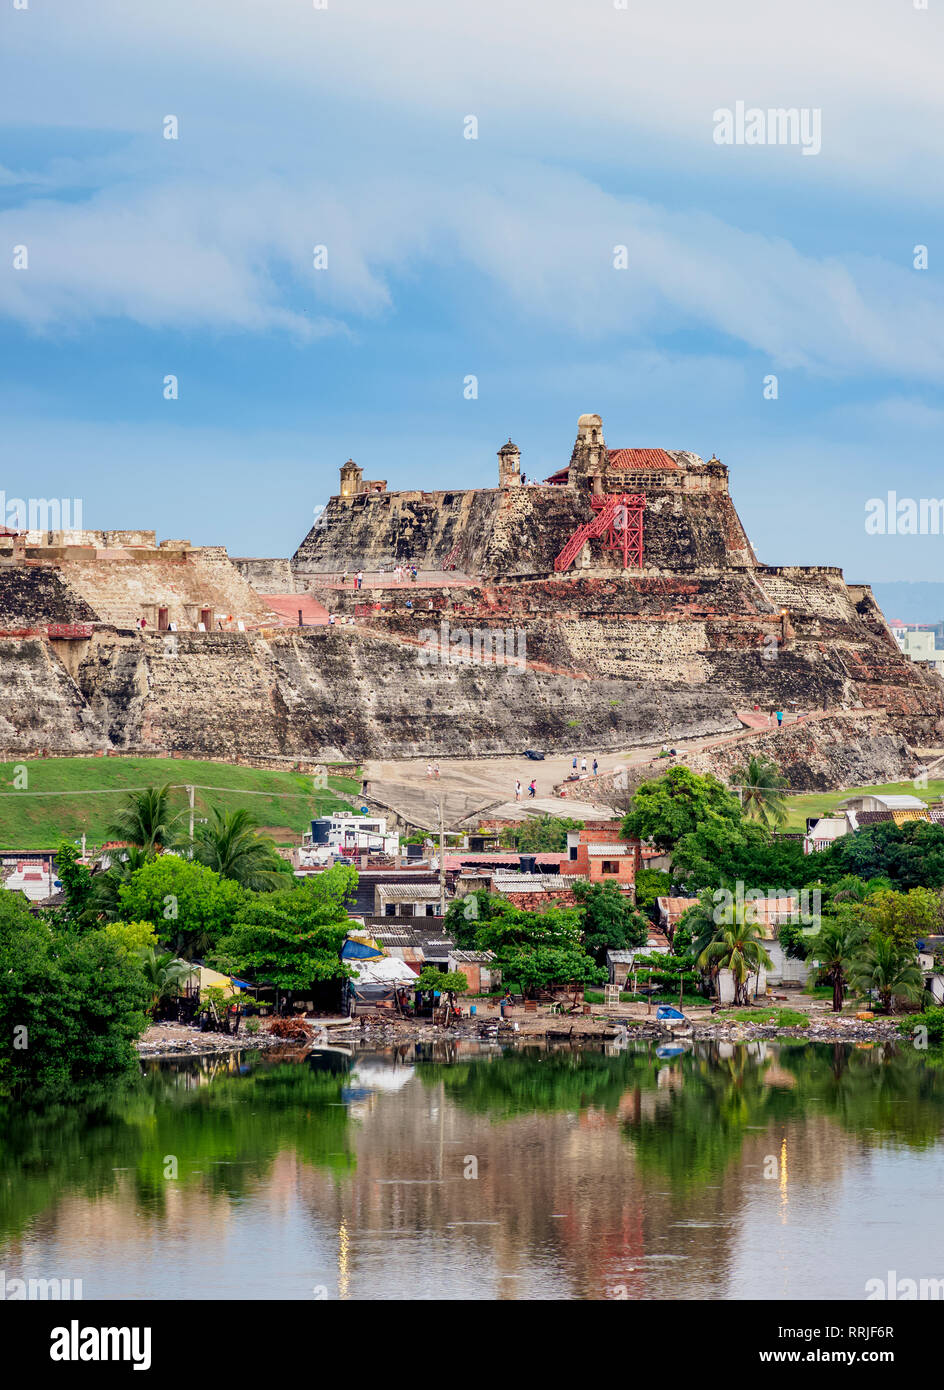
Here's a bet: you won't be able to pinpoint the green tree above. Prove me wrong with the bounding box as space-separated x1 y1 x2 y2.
82 846 152 924
822 820 944 890
213 866 358 1010
106 784 181 852
501 944 605 1003
730 755 789 828
807 910 868 1013
696 910 773 1006
634 868 671 912
0 913 150 1089
677 888 724 962
572 880 649 964
848 933 925 1014
621 767 743 850
413 967 469 1025
136 947 191 1017
192 806 289 890
861 887 941 952
102 919 159 957
507 814 584 853
117 855 244 957
54 842 94 923
472 899 582 957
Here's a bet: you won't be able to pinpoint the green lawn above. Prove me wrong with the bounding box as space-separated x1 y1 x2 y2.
0 757 361 851
783 778 944 831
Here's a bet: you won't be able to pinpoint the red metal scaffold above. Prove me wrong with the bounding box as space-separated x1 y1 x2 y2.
553 492 645 572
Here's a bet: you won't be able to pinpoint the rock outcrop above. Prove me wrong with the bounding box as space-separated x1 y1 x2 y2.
1 414 942 784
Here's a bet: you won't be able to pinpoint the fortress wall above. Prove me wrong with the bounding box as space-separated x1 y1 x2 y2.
50 626 737 759
232 557 294 592
293 475 759 580
0 610 938 769
56 549 275 629
0 637 103 752
0 567 99 628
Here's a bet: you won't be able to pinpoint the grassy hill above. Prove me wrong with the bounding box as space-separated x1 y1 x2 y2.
783 779 944 831
0 757 362 852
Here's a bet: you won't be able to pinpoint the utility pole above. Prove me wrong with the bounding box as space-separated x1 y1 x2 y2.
438 796 446 917
188 784 195 850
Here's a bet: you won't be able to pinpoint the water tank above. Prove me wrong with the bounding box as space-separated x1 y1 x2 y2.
310 818 332 845
519 854 537 875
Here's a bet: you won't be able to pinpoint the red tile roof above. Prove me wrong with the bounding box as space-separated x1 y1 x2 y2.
607 448 678 470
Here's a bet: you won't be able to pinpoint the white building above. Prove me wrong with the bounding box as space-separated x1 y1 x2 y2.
3 861 59 902
890 623 944 676
299 813 399 862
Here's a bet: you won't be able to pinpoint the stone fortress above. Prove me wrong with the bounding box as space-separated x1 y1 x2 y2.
1 413 942 784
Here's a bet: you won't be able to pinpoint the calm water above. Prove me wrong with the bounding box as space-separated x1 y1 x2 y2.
2 1040 944 1301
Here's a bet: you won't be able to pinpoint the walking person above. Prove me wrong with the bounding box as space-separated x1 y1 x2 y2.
434 763 440 779
427 763 434 779
355 570 363 590
776 709 784 728
580 756 587 774
528 779 536 798
592 757 598 776
515 779 521 801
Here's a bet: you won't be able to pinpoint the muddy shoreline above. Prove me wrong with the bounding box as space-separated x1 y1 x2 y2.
137 1011 908 1058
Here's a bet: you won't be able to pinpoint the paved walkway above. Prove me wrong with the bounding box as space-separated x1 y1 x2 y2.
318 570 476 591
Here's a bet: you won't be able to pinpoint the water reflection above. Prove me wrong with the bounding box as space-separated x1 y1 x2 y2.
2 1041 944 1300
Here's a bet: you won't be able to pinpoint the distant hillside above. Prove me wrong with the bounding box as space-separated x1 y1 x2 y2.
871 582 944 626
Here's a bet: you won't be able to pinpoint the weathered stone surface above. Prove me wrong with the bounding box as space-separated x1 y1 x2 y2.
1 417 942 782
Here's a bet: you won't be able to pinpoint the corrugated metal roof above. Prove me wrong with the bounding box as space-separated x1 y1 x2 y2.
492 873 580 891
376 883 442 901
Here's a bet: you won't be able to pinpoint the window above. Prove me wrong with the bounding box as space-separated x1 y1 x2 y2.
384 903 396 916
569 845 578 861
601 860 620 875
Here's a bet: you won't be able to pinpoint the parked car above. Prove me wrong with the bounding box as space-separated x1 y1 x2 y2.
523 749 545 760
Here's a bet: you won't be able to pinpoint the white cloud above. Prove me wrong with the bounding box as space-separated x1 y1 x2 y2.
4 0 942 194
1 164 941 382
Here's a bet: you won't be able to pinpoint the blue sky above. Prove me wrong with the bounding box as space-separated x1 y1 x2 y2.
1 0 942 601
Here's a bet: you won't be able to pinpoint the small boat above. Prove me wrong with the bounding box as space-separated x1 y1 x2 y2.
656 1005 694 1038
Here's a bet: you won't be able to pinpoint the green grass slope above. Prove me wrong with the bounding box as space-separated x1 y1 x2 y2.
0 757 362 851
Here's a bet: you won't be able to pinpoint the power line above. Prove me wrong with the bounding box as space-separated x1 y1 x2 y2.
0 782 337 799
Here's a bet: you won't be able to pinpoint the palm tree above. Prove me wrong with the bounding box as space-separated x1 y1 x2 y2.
848 933 925 1014
192 806 286 889
729 755 789 828
136 947 191 1017
106 785 180 853
809 911 868 1013
83 845 151 921
697 911 774 1006
678 887 725 960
